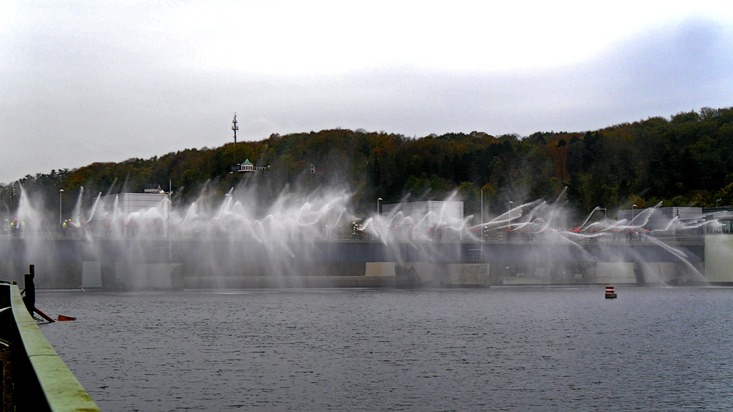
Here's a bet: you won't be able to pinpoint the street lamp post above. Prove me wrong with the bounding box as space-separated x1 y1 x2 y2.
59 189 64 225
631 204 636 222
507 201 514 240
480 189 484 224
377 198 383 216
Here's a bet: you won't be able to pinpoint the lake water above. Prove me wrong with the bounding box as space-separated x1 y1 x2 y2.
39 286 733 411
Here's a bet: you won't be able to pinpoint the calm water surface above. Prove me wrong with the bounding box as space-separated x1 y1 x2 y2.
39 287 733 411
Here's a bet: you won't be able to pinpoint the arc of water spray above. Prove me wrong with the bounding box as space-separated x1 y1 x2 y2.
85 192 103 223
70 186 84 226
628 201 663 228
578 206 602 232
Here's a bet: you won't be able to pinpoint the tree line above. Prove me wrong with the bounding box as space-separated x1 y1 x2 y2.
2 106 732 221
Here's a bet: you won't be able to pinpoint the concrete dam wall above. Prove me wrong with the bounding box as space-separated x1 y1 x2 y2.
0 236 719 289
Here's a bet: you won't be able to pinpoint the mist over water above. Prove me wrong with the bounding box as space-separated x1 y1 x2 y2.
0 181 723 286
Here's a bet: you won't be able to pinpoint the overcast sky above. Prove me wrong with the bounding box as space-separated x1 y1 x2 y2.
2 1 732 184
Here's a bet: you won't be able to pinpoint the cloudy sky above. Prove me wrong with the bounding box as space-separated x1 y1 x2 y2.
2 1 732 184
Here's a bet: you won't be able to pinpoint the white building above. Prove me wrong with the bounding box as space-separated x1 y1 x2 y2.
381 201 464 225
110 193 170 215
235 159 269 173
377 200 465 240
618 206 730 233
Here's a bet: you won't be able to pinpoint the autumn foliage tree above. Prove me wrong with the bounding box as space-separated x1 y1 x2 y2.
3 107 732 221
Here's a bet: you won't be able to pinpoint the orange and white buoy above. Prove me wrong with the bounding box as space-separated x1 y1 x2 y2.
605 285 617 299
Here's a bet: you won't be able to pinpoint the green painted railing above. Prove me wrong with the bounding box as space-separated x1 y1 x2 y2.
1 283 100 411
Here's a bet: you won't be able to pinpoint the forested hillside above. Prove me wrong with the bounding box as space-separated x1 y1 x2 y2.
2 107 732 218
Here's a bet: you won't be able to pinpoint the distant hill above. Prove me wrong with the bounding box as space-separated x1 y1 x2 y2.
2 107 732 217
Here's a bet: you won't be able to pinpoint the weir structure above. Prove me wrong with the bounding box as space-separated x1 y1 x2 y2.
0 275 100 410
0 235 715 290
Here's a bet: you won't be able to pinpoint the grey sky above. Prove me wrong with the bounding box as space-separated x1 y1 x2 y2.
1 1 732 184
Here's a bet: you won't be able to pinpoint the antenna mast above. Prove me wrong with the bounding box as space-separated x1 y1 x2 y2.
232 113 239 144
